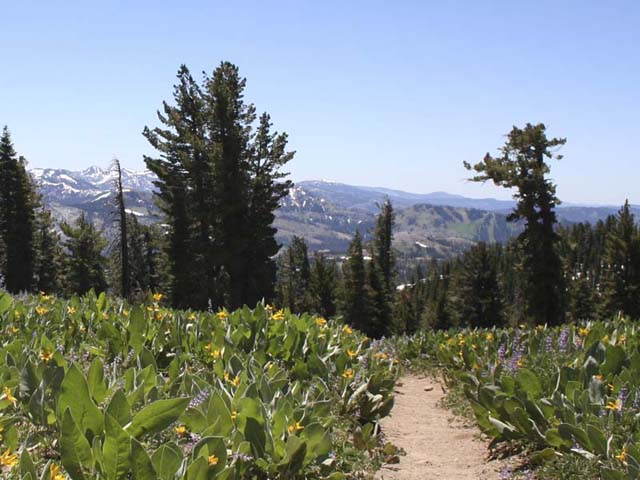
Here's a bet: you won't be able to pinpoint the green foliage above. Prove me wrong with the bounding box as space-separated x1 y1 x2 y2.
393 317 640 478
0 290 398 478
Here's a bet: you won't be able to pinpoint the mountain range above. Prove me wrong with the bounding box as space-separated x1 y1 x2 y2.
30 166 638 259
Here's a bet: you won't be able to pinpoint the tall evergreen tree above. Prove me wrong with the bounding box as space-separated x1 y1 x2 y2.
464 123 565 325
144 63 293 309
368 199 396 337
446 242 504 328
34 205 62 294
0 127 36 292
599 200 640 318
310 253 338 318
61 213 108 295
341 230 372 334
277 236 313 313
113 158 130 298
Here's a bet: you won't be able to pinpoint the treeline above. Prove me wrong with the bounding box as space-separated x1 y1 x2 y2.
277 124 640 336
0 126 168 297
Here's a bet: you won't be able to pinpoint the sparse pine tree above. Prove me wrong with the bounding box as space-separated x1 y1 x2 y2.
465 123 565 325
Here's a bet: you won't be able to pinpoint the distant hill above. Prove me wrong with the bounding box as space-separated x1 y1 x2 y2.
30 168 638 258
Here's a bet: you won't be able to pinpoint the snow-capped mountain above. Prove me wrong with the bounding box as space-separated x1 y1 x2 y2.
31 166 156 205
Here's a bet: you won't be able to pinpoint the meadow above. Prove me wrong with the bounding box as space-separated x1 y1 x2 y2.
0 291 397 479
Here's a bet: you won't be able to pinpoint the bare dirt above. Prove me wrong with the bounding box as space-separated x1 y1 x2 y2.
376 374 507 480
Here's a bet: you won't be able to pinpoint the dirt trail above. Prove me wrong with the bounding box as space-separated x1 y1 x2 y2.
376 375 505 480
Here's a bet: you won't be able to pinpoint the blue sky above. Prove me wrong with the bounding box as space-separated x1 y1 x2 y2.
1 1 638 204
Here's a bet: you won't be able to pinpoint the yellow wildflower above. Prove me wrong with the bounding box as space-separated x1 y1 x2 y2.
288 421 304 433
270 309 285 321
146 305 154 312
231 376 240 387
217 310 229 321
9 326 18 334
152 293 163 302
485 333 494 341
122 310 129 317
618 335 626 344
35 306 48 315
0 448 17 468
347 349 357 358
342 325 353 335
188 312 197 321
40 348 54 363
342 368 354 379
210 349 221 360
578 327 589 337
67 306 76 315
458 338 465 346
175 425 188 437
616 447 627 464
606 399 621 411
13 310 21 319
207 454 219 466
231 410 237 421
50 464 65 480
516 359 524 368
316 317 327 327
594 374 604 381
2 387 17 406
102 312 109 320
602 335 610 344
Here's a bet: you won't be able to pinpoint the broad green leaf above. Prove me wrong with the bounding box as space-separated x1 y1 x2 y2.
125 397 190 439
131 439 157 480
58 364 103 437
128 306 146 352
20 448 37 480
87 358 108 404
244 417 266 459
106 390 131 426
103 414 131 480
60 408 93 480
151 443 182 480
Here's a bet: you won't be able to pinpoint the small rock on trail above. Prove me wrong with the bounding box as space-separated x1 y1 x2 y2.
376 374 507 480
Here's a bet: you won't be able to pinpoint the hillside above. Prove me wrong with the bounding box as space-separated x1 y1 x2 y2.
30 167 637 257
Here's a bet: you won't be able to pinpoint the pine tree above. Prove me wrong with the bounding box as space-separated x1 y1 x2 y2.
341 231 372 334
309 253 338 318
33 205 62 293
113 158 130 298
446 242 504 328
464 123 565 325
368 199 396 337
244 113 295 305
61 213 108 295
144 63 293 309
0 127 36 292
599 201 640 318
276 236 313 313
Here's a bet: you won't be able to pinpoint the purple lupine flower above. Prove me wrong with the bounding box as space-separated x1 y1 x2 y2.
558 327 570 353
189 389 210 409
497 344 507 363
544 334 554 353
618 385 629 411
